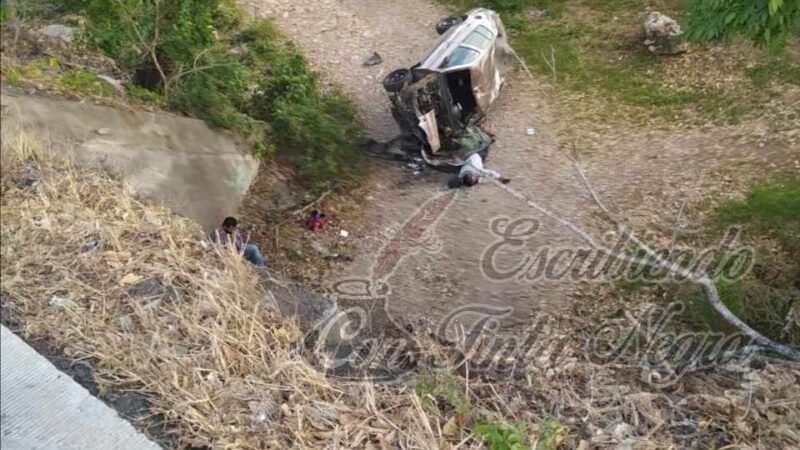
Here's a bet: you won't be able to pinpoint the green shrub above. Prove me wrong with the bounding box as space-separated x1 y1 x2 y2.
67 0 365 185
244 23 364 185
685 0 800 45
57 69 116 96
126 84 164 105
714 173 800 247
747 57 800 87
473 421 529 450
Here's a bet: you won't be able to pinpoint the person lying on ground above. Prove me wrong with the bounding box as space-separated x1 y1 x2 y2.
449 152 510 188
208 216 265 267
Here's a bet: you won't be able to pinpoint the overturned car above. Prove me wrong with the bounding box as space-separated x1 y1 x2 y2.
379 8 512 167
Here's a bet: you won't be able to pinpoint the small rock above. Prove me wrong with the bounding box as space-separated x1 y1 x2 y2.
643 12 686 55
612 422 634 439
96 75 125 94
363 51 383 66
525 127 535 136
120 273 143 285
38 24 75 43
95 128 112 136
18 163 42 187
80 239 102 252
249 398 281 424
443 416 460 437
115 314 134 332
49 295 76 309
310 241 331 257
339 229 349 238
143 212 162 226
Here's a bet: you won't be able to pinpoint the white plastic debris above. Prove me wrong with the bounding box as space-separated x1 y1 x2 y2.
339 230 349 238
525 127 535 136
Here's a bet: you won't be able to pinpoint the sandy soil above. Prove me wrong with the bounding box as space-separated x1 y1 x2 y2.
240 0 799 327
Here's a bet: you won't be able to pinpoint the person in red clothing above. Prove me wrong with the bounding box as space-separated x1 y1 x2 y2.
305 210 328 231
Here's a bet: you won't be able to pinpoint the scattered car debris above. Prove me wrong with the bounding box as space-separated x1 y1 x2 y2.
362 51 383 66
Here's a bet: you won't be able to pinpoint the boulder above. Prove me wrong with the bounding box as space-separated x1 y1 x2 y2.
38 24 75 43
643 12 686 55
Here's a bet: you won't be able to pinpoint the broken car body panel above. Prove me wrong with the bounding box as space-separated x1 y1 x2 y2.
385 8 511 166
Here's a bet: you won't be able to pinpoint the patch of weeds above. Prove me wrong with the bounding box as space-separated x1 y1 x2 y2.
56 69 116 97
473 420 529 450
4 67 23 85
535 418 570 450
126 84 164 106
673 174 800 344
675 279 746 335
1 57 60 85
714 173 800 248
747 57 800 87
414 373 471 414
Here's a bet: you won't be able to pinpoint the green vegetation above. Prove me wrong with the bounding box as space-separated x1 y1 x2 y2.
6 0 365 186
677 174 799 344
747 56 800 87
473 421 529 450
714 174 800 247
684 0 800 45
415 373 471 414
56 69 116 97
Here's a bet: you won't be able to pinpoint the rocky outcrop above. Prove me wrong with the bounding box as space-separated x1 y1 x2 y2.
1 92 258 229
644 12 686 55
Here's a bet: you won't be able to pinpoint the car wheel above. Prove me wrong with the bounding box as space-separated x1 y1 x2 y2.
383 68 411 93
436 15 463 35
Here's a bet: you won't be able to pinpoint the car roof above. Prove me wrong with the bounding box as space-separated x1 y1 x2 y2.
418 8 499 72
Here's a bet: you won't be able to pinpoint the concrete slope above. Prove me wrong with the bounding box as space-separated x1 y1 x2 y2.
1 92 258 230
0 326 162 450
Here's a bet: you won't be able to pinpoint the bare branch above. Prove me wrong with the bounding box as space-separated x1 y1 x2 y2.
473 137 799 361
557 147 799 361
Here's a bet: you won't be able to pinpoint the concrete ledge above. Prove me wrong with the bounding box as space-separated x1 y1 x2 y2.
1 326 162 450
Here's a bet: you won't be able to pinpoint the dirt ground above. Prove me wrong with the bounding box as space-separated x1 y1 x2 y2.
239 0 799 328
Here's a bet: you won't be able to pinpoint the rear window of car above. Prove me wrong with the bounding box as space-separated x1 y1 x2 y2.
441 46 479 68
462 25 493 51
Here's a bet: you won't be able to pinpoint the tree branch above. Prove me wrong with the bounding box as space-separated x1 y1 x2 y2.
555 145 799 361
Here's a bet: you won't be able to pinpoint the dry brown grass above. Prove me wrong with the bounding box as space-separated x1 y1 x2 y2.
2 130 799 449
0 131 469 449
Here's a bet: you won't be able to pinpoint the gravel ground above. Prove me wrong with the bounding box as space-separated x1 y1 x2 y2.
241 0 799 328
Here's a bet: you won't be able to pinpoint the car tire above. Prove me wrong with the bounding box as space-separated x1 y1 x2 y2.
436 15 463 35
383 68 411 93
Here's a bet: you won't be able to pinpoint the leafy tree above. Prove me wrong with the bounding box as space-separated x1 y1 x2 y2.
685 0 800 46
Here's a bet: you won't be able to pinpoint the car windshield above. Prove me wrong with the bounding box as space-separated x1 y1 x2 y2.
440 46 479 68
462 25 493 51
